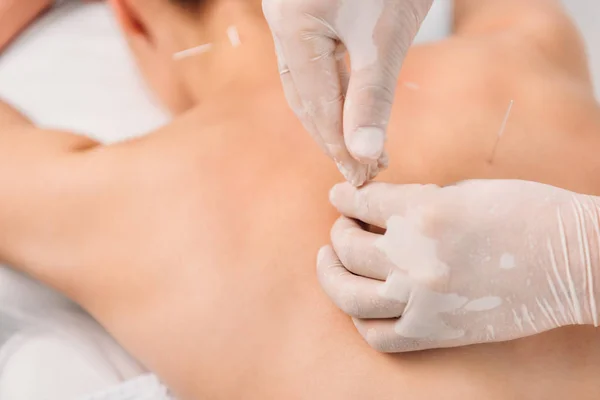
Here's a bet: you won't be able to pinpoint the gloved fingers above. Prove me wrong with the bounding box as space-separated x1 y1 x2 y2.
287 36 378 186
333 48 384 184
336 44 351 100
272 36 301 120
342 0 434 163
352 318 405 352
329 182 400 228
329 182 441 228
317 245 406 319
268 13 379 185
330 216 393 281
269 34 331 154
338 51 390 174
264 5 335 156
352 318 436 353
343 68 395 164
282 23 345 155
338 47 385 170
378 149 389 170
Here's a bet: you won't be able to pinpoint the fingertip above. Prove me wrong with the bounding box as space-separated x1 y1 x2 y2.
352 317 363 332
317 244 333 266
378 150 389 170
330 215 360 243
347 127 385 162
329 182 355 208
328 185 339 205
352 319 403 353
316 246 346 289
335 159 373 187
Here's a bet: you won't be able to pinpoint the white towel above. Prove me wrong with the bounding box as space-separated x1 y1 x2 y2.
76 374 174 400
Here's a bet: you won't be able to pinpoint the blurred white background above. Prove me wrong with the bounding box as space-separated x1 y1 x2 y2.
557 1 600 97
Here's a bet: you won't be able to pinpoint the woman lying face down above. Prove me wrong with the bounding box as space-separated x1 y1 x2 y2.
1 0 600 398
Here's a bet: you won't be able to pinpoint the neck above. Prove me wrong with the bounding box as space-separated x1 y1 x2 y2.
173 2 279 107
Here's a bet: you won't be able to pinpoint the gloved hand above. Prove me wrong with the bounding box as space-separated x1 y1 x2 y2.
262 0 433 186
318 180 600 352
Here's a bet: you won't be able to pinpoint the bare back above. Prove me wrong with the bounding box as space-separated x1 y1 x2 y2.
68 80 600 399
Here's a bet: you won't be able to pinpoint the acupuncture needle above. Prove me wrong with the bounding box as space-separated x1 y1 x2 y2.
489 99 514 164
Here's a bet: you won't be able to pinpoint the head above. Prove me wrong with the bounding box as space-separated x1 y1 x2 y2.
109 0 272 113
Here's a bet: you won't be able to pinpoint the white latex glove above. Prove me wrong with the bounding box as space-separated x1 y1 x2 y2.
262 0 433 186
318 180 600 352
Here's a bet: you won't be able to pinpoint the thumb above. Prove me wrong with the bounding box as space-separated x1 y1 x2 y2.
343 64 397 163
343 0 433 163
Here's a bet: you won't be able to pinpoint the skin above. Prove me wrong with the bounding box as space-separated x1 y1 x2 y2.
0 0 600 398
0 0 52 51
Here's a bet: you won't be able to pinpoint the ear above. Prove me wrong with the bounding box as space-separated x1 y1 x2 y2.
108 0 194 113
109 0 153 45
109 0 157 89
